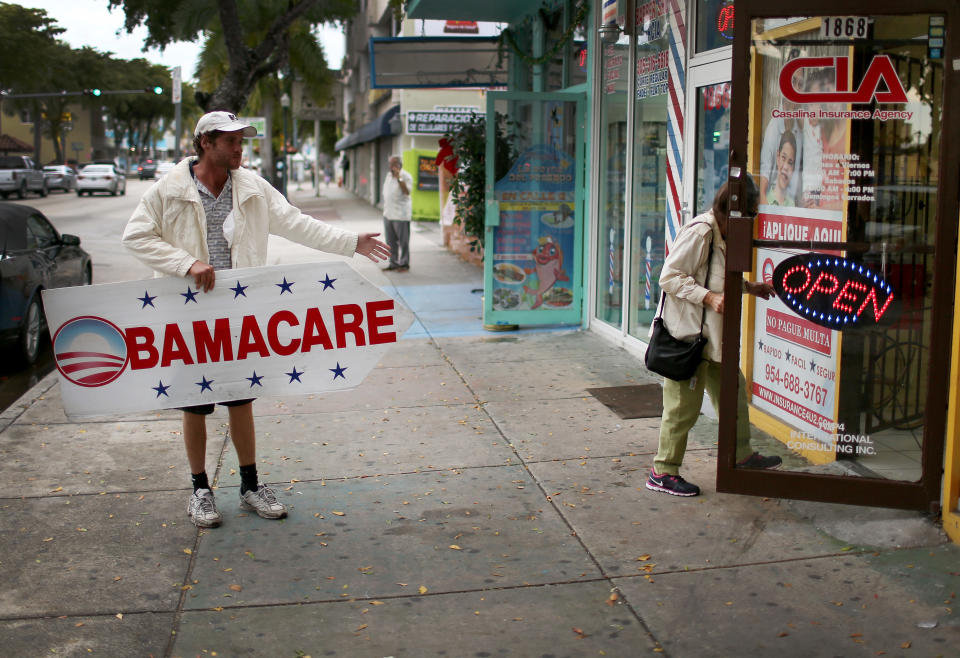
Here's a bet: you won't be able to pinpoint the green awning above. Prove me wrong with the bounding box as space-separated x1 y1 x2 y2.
406 0 536 22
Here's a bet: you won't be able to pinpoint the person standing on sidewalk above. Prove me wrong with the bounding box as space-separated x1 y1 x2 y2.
647 177 782 497
382 155 413 272
122 111 390 528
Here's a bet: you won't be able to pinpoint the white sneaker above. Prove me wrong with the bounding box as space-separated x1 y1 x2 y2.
187 488 223 528
240 485 287 519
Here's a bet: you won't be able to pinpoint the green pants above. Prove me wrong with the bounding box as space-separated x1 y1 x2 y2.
653 360 753 476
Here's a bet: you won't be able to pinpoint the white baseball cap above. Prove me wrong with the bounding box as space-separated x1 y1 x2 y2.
194 111 257 138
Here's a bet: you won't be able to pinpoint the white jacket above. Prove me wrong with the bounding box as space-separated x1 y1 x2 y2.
122 158 358 277
656 210 727 363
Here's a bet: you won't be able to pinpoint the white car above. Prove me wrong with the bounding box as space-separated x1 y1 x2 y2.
155 161 176 179
76 164 127 196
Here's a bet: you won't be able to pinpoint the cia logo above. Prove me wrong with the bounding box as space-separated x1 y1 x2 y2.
52 316 129 387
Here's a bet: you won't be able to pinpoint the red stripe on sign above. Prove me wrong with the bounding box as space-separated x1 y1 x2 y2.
56 351 125 361
765 308 833 355
60 361 125 374
76 371 123 386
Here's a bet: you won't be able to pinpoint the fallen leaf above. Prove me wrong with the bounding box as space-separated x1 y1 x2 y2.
449 545 462 550
572 627 587 639
370 601 385 606
778 632 789 637
115 613 123 620
50 487 63 493
901 642 911 649
42 537 53 542
229 584 243 592
637 554 652 561
607 592 619 606
332 511 346 516
183 548 192 555
418 585 428 594
356 624 368 631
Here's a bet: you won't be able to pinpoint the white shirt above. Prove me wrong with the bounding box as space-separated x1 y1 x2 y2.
382 169 413 221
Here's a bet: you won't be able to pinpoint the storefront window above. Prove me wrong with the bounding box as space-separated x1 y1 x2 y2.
694 82 731 214
742 15 943 483
696 0 735 53
594 35 630 327
626 2 669 337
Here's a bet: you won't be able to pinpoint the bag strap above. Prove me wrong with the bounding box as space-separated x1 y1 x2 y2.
656 222 715 338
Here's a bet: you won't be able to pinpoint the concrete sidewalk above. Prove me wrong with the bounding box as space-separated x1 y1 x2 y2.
1 185 957 657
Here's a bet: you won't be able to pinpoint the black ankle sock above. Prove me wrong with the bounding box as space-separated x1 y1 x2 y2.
191 472 210 492
239 464 258 495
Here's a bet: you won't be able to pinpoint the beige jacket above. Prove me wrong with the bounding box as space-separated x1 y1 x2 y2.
656 210 727 363
122 158 358 278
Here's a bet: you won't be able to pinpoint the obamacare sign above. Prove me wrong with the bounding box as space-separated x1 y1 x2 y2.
42 262 414 419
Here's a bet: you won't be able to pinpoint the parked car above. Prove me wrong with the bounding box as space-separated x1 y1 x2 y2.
155 161 176 179
0 202 92 365
137 159 158 179
42 165 77 192
76 164 126 196
0 155 47 199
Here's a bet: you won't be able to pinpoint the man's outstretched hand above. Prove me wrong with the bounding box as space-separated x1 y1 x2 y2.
356 232 391 263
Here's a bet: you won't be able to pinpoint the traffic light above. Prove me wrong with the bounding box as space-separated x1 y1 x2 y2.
84 88 102 97
152 86 163 95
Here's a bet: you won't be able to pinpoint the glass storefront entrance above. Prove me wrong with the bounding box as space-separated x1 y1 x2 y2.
594 2 671 338
719 8 953 510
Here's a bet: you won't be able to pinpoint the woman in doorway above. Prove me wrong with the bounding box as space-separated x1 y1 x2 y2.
646 177 783 497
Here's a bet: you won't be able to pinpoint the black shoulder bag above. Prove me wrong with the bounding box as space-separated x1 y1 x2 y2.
644 226 714 381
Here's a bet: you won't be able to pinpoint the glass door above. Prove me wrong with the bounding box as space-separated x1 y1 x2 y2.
684 61 733 224
483 91 585 327
718 3 958 510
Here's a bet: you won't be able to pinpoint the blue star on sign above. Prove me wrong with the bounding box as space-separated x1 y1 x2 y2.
231 281 248 298
152 380 170 397
330 362 347 380
196 376 214 392
285 366 304 383
810 359 817 372
247 371 264 387
319 274 336 290
138 291 157 308
276 277 295 294
181 286 199 304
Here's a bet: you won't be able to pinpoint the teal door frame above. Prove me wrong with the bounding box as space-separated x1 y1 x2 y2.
483 90 587 327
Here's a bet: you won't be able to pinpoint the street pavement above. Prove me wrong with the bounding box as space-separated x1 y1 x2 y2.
1 183 957 657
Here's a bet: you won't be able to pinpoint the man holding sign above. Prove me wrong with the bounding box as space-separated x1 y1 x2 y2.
122 111 390 528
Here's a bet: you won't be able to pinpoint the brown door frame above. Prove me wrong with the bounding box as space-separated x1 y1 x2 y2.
718 0 960 511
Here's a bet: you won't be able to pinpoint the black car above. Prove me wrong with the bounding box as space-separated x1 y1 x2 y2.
0 203 92 365
137 159 158 180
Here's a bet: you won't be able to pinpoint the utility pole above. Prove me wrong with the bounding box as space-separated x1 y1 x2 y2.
171 66 182 160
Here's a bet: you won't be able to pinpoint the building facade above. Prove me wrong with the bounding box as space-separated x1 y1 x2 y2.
406 0 960 539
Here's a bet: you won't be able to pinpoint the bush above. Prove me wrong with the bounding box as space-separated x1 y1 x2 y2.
445 112 516 251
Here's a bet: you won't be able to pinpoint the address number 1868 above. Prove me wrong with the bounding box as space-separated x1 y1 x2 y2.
821 16 870 39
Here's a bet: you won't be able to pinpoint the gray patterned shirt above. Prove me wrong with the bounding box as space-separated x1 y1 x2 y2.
191 162 233 270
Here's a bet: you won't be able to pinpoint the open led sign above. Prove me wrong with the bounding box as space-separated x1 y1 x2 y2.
772 254 896 330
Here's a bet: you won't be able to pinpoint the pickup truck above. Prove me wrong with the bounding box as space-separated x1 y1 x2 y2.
0 155 47 199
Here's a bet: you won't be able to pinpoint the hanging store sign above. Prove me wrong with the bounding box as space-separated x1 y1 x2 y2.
772 253 896 330
407 109 480 135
